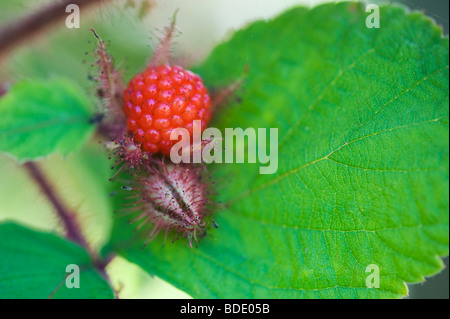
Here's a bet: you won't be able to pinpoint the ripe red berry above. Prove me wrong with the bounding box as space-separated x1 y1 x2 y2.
124 65 212 155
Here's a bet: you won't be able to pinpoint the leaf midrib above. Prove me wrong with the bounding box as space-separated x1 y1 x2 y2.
226 116 447 206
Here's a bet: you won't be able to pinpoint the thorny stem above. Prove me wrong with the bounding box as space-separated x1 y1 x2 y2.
0 0 110 60
24 162 117 297
2 0 126 299
24 162 88 247
0 84 7 98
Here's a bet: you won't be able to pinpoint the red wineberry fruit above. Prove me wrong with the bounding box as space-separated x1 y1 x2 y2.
124 65 212 156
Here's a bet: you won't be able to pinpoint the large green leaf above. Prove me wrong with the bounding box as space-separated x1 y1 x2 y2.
0 78 94 162
106 2 449 298
0 222 114 298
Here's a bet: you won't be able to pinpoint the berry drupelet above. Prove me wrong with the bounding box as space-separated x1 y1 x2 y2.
123 64 212 155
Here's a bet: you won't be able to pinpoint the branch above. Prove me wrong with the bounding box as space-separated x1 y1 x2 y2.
24 161 89 248
24 162 120 297
0 0 110 60
24 161 118 297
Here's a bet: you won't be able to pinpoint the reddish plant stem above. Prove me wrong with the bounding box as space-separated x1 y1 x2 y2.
0 83 7 98
24 162 89 248
93 253 118 299
24 161 118 297
0 0 110 60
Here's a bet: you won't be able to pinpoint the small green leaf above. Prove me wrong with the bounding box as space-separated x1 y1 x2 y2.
0 78 95 162
107 2 449 298
0 222 114 299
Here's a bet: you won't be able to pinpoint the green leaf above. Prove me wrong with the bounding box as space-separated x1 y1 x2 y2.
107 2 449 298
0 222 114 298
0 78 95 162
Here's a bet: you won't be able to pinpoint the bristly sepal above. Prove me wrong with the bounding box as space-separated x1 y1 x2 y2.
106 134 147 180
90 28 128 141
120 158 212 248
149 9 179 67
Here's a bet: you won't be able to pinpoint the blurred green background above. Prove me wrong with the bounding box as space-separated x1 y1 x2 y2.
0 0 448 299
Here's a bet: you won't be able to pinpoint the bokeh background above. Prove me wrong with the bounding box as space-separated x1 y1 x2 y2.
0 0 448 299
